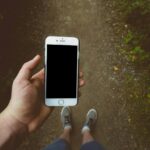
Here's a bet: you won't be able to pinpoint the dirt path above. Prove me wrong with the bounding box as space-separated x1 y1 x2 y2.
0 0 149 150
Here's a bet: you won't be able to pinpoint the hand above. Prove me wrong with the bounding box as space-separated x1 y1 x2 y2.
2 55 85 133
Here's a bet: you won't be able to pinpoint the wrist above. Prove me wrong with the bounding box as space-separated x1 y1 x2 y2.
0 109 28 143
1 112 28 134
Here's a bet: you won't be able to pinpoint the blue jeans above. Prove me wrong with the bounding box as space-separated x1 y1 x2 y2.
43 139 105 150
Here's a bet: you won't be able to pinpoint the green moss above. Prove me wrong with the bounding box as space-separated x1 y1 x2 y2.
116 0 150 64
116 0 150 15
115 0 150 145
124 31 134 44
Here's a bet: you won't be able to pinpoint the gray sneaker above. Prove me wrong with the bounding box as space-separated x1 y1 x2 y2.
61 107 72 129
82 109 97 133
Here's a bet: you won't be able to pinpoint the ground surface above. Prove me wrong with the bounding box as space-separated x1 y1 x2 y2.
0 0 149 150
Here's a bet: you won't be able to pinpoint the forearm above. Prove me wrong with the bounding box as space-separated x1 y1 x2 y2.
0 110 28 150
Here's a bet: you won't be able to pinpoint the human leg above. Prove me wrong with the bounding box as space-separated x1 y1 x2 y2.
43 107 72 150
80 109 105 150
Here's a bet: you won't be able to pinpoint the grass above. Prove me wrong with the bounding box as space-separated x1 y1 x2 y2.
122 31 150 63
116 0 150 65
114 0 150 146
117 0 150 15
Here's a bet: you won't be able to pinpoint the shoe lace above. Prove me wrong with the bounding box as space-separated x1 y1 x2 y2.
64 116 71 125
86 118 93 128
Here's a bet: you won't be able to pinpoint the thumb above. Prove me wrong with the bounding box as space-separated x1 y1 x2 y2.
16 55 41 81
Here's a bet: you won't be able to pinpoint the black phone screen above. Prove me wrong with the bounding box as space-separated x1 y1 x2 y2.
46 45 78 98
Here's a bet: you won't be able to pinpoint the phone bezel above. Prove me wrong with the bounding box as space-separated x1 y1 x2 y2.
45 36 79 106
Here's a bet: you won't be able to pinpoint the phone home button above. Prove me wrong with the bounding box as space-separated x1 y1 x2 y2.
58 99 64 105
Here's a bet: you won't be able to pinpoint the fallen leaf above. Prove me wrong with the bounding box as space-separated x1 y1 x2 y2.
113 66 119 71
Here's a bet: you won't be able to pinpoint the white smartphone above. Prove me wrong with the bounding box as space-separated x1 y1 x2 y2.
45 36 79 106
